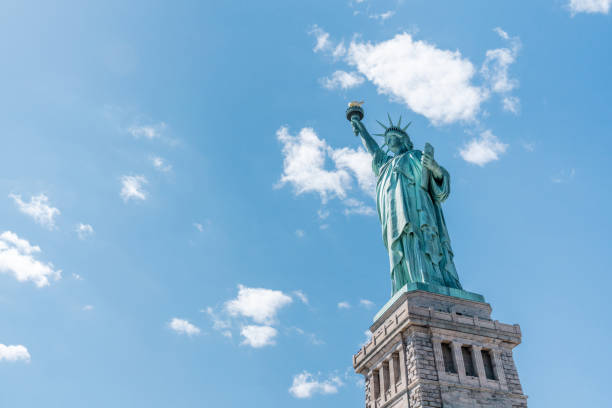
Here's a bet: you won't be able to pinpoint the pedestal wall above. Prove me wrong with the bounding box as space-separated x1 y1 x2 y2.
353 291 527 408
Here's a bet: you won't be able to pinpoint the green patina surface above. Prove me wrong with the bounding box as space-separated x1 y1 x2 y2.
372 283 486 322
346 104 484 311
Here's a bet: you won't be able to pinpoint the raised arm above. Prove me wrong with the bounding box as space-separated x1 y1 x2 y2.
351 117 381 156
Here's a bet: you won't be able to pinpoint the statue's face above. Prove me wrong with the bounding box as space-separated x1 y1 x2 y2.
386 132 406 154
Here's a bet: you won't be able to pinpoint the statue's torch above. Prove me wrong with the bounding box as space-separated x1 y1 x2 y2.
346 101 364 135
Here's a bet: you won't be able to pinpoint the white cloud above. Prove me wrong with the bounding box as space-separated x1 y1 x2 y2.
295 229 305 238
72 273 83 280
120 175 148 202
289 372 343 398
75 223 94 240
168 318 201 336
343 198 376 216
0 231 61 287
225 285 293 325
347 33 487 125
552 168 576 184
203 307 232 338
568 0 611 14
331 147 376 197
310 25 332 53
359 299 375 308
369 11 395 20
194 222 204 232
502 96 520 114
0 344 30 363
240 325 277 348
151 156 172 172
337 301 351 309
317 209 330 220
459 130 508 166
521 141 535 152
293 290 309 305
481 28 520 94
9 193 60 229
128 122 166 139
277 127 352 202
82 305 94 311
321 70 364 90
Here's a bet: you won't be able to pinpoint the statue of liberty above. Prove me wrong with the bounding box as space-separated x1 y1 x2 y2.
347 103 463 296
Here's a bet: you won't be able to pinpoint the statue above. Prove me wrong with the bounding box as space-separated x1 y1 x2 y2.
346 103 463 296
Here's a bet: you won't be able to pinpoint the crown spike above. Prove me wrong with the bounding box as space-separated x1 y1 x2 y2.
402 121 412 132
376 120 388 130
397 115 402 128
373 133 385 137
387 113 393 127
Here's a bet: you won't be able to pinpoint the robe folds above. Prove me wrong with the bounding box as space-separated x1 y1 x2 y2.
373 149 462 295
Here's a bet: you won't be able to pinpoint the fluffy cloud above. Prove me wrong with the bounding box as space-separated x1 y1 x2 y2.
331 147 376 197
151 156 172 172
277 127 352 202
289 372 343 398
9 193 60 229
120 175 148 202
568 0 611 14
168 318 201 336
75 223 94 239
225 285 293 325
128 122 166 139
0 344 30 363
0 231 61 287
240 325 277 348
347 33 487 125
502 96 520 114
321 70 364 90
459 130 508 166
277 127 376 213
203 307 232 338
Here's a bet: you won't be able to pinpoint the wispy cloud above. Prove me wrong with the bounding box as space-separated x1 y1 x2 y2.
568 0 611 15
0 344 30 363
151 156 172 172
168 318 201 336
128 122 166 140
459 130 508 166
0 231 61 287
359 299 374 308
320 70 364 90
82 305 94 311
292 290 309 305
120 175 148 202
289 371 343 398
337 301 351 309
481 28 521 113
369 11 395 21
551 168 576 183
75 223 94 240
9 193 60 229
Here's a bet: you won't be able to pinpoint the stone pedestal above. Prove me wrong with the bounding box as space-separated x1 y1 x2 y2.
353 290 527 408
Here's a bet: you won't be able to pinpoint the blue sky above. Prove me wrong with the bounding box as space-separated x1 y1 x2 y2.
0 0 611 406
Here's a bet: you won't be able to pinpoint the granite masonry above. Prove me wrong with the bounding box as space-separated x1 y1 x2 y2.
353 290 526 408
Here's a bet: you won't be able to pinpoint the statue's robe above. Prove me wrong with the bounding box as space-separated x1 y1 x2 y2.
373 149 462 295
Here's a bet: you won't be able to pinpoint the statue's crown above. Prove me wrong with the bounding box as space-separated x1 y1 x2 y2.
373 114 411 138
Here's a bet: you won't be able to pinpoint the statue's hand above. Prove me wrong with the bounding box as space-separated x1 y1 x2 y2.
422 153 443 179
351 117 364 136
